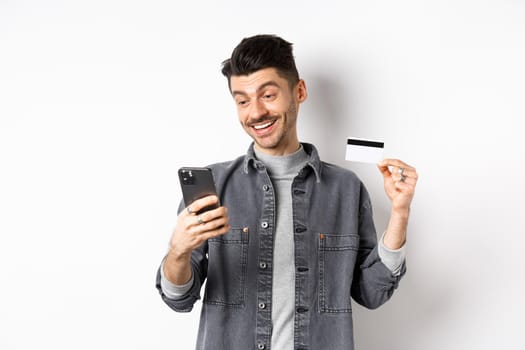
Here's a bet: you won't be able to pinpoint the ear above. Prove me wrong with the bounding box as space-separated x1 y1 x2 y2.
295 79 308 103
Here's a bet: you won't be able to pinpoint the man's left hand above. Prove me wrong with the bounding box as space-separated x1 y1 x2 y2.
377 159 418 212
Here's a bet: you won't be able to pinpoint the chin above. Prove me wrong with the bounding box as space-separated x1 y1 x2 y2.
256 141 282 152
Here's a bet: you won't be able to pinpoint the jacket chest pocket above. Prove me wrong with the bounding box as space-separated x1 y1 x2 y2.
205 227 249 308
318 233 359 313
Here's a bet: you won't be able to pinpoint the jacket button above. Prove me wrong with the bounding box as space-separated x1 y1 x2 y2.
263 184 270 191
257 343 265 350
296 307 309 313
259 262 267 269
261 221 269 229
258 302 266 309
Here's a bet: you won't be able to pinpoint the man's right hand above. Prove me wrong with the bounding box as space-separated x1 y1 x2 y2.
163 195 230 285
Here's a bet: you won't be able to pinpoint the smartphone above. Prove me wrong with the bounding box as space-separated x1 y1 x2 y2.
178 167 219 214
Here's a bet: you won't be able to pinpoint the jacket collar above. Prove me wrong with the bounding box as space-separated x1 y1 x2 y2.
243 142 322 183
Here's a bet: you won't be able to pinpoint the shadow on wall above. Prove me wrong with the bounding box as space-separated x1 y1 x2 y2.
300 72 353 166
304 72 454 350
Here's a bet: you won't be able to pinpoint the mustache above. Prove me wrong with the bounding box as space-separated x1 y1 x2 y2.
246 115 276 127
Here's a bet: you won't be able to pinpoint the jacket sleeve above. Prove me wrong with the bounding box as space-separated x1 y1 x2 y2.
350 183 406 309
155 201 209 312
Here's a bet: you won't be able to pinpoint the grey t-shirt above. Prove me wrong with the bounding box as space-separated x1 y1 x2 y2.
254 145 309 350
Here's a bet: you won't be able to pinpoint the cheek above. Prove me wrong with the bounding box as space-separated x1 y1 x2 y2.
278 97 295 113
287 101 297 114
237 111 249 126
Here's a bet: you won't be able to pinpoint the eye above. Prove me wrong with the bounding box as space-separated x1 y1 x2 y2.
263 93 276 100
236 99 249 107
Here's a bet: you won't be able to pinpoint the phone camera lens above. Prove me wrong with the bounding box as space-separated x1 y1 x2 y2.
181 170 195 185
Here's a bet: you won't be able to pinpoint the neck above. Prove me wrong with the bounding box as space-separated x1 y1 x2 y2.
253 144 308 178
254 139 301 157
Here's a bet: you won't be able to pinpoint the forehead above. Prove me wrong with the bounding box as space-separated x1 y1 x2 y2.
230 68 288 95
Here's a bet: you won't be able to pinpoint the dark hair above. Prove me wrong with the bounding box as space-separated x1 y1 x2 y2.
221 34 300 89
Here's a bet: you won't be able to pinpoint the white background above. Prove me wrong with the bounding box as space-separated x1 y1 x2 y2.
1 1 524 349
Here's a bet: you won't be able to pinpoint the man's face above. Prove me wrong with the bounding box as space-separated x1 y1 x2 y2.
230 68 307 156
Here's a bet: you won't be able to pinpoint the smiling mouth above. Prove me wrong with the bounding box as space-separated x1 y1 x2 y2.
252 120 276 130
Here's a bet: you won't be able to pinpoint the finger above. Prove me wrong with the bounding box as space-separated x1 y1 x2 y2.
379 159 415 172
186 195 220 216
201 215 230 231
196 206 228 225
378 162 418 183
395 169 419 183
200 224 231 241
395 166 418 178
196 215 205 225
182 214 207 232
381 166 409 183
186 209 229 234
188 222 231 247
392 175 417 186
377 163 393 178
394 179 416 193
377 163 390 173
391 173 403 182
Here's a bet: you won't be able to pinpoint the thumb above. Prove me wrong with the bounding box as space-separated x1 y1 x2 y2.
377 161 391 178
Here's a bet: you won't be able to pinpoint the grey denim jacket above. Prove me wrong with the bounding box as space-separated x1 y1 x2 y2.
156 143 406 350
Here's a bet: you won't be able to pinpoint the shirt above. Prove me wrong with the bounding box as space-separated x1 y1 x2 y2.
156 143 406 350
253 145 309 349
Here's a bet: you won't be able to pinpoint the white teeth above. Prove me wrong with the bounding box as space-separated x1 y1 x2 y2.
253 121 274 130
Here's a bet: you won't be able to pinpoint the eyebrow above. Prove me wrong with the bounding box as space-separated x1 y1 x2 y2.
231 80 281 97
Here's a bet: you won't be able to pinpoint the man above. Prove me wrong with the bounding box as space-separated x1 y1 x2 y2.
156 34 418 350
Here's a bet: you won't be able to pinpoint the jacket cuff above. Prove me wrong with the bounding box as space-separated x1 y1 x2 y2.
378 231 406 276
160 258 194 299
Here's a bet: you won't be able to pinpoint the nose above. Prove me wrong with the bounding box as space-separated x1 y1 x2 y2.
249 99 268 121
